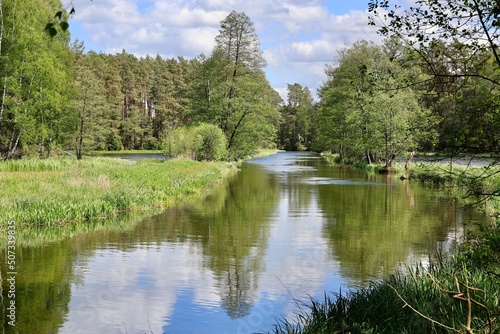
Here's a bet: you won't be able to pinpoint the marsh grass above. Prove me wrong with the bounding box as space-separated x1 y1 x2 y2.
0 157 236 233
270 254 500 334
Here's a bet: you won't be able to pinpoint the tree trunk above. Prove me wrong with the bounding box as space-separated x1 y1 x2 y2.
7 130 20 159
405 151 415 171
400 151 415 180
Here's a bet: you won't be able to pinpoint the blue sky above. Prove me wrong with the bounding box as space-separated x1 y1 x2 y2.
62 0 386 99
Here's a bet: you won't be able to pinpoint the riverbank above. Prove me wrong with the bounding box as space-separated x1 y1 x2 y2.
268 152 500 333
0 157 236 231
270 235 499 333
321 152 500 216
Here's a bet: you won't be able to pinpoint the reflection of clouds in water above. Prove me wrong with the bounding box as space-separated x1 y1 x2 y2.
59 243 219 334
252 191 344 320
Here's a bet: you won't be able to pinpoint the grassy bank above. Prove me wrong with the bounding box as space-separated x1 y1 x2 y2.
269 152 500 333
270 235 500 333
89 149 163 155
0 157 236 230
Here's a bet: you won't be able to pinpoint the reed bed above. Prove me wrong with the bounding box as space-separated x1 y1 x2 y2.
0 157 236 230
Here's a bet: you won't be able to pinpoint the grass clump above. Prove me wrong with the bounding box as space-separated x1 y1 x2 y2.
0 157 236 230
269 221 500 334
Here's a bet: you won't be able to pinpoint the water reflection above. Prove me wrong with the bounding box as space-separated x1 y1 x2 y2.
1 152 490 334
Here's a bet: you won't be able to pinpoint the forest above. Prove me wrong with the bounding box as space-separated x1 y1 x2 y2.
0 0 499 164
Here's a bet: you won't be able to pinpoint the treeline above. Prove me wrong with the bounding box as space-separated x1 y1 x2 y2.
0 1 281 160
312 37 500 166
285 37 500 167
1 0 499 163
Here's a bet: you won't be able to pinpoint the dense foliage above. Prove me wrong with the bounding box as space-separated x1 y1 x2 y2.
1 1 499 167
0 5 281 160
0 0 72 159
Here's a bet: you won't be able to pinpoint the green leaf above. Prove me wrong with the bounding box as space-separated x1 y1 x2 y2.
60 22 69 32
44 22 54 30
69 7 76 16
47 27 58 37
54 11 63 20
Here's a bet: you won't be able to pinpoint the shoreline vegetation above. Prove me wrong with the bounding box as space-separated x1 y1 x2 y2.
0 155 235 248
268 152 499 334
0 149 279 249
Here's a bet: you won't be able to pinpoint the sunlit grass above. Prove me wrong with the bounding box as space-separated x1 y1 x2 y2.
0 157 236 231
269 251 500 333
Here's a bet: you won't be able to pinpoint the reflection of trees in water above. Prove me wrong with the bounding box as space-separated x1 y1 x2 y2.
219 264 253 318
200 165 277 318
164 163 279 318
1 241 77 334
4 162 278 330
317 173 484 285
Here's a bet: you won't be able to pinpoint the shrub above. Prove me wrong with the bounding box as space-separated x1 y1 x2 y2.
193 123 228 161
163 126 196 159
163 124 228 161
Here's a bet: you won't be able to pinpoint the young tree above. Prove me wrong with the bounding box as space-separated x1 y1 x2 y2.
68 42 106 159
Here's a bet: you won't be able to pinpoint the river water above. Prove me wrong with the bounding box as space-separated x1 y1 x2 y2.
1 152 489 333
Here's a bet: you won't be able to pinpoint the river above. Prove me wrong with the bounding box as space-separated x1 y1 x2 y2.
0 152 489 334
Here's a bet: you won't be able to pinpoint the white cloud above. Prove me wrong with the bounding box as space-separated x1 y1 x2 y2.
64 0 382 98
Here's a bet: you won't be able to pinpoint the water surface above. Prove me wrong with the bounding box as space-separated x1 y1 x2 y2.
1 152 488 333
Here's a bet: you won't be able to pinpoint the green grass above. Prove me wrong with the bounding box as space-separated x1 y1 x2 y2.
0 157 236 231
89 149 163 155
269 232 500 333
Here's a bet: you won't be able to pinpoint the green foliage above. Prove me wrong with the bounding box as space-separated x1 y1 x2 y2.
163 126 196 159
0 0 73 159
317 40 434 165
189 11 281 159
163 123 228 161
193 123 228 161
279 84 317 151
369 1 500 156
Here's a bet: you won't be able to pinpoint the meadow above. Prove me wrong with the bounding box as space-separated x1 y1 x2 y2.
0 157 236 230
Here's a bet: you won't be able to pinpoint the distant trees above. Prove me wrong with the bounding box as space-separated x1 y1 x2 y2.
315 40 434 166
0 4 283 161
6 1 499 166
279 83 317 151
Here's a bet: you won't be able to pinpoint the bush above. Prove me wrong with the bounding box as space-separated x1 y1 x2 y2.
163 126 196 159
193 123 228 161
163 123 227 161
